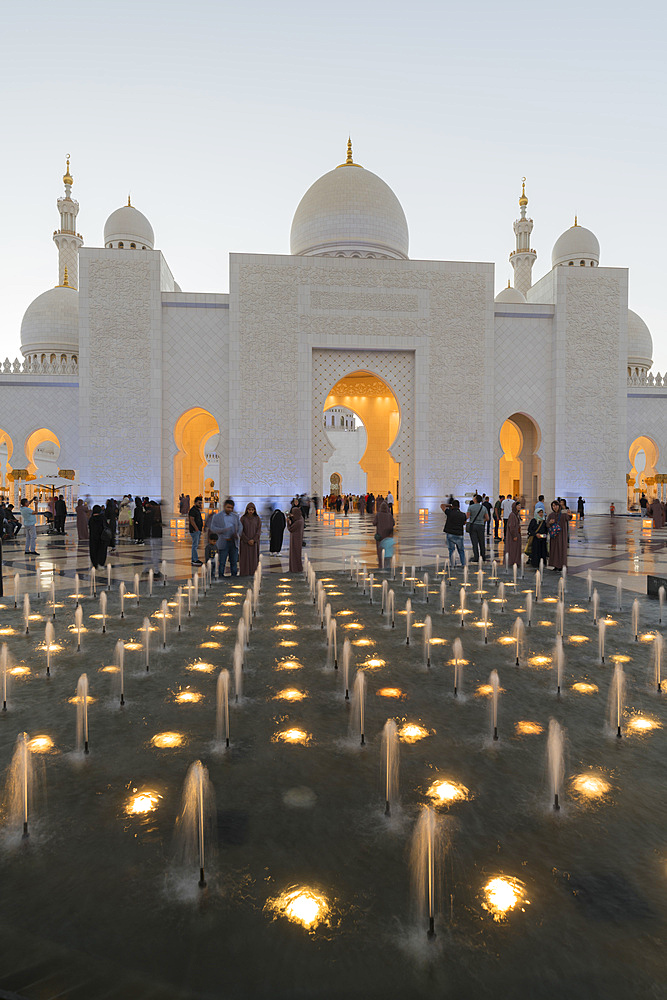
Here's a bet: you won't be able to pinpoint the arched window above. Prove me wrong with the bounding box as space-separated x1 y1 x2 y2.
130 243 136 249
580 260 585 266
118 242 124 248
568 261 574 265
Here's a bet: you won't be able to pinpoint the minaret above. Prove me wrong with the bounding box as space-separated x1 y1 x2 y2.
53 155 83 288
509 178 536 297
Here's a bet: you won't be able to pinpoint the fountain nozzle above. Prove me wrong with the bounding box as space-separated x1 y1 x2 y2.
84 740 89 755
385 800 390 817
22 821 29 839
199 868 207 889
493 727 498 741
360 733 365 746
427 916 435 938
616 726 622 739
553 794 560 811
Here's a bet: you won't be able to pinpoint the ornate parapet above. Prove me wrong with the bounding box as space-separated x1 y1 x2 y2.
1 356 79 376
628 372 666 388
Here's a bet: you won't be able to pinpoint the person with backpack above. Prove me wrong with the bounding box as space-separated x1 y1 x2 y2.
466 494 489 562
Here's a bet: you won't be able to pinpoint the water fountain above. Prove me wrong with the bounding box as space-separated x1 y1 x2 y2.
119 581 126 619
654 633 663 692
148 568 154 597
23 594 30 635
187 582 192 617
193 572 199 607
161 599 168 648
115 639 125 706
410 805 442 937
463 565 468 588
134 572 141 606
555 635 564 695
76 674 90 754
444 557 451 583
513 616 525 666
323 602 331 638
557 577 565 602
13 572 19 609
369 572 374 605
317 588 326 628
435 554 440 578
452 637 463 696
401 564 406 588
526 592 533 627
99 591 107 634
391 555 397 580
161 560 167 585
556 600 565 637
617 577 622 612
490 670 500 740
174 760 216 889
491 560 498 585
609 662 626 738
381 719 399 816
75 605 83 651
351 671 366 745
481 600 489 644
520 553 526 579
362 568 368 596
342 638 352 700
233 643 243 702
143 617 150 671
243 594 252 635
176 587 183 632
50 576 56 619
405 598 412 646
440 579 446 614
632 598 639 642
423 572 429 603
423 615 432 668
660 585 665 624
504 553 509 575
90 566 96 598
237 619 246 654
592 589 599 625
216 670 231 747
74 573 81 609
411 565 416 594
498 582 505 614
386 587 395 628
45 622 54 677
5 733 33 838
459 587 466 628
547 718 564 810
513 564 518 589
587 569 593 602
1 644 8 710
107 564 112 591
599 619 606 664
535 570 541 603
327 617 338 670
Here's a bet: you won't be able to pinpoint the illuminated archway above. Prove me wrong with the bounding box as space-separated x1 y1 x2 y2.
628 435 659 507
324 371 400 500
0 430 13 497
499 413 541 505
173 408 220 510
25 428 61 478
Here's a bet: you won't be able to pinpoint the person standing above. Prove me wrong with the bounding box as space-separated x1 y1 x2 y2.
133 496 145 545
88 505 109 569
506 501 523 567
546 499 571 570
19 498 38 555
209 497 241 577
372 499 395 568
239 502 261 575
649 496 665 528
386 489 394 515
493 496 503 540
577 496 585 521
105 498 117 550
287 503 305 572
269 505 286 555
440 498 467 567
189 495 204 566
640 493 648 515
54 494 67 534
76 499 90 541
482 495 492 538
534 495 546 519
527 508 548 568
501 494 514 537
466 494 488 562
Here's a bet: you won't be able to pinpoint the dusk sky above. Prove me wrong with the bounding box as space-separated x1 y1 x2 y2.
2 0 665 368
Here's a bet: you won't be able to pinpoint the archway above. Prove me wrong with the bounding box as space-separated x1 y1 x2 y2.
324 372 400 502
25 428 61 479
0 430 13 500
628 435 659 508
322 406 367 496
173 408 220 511
499 413 541 507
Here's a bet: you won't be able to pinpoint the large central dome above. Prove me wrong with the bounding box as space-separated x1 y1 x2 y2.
290 143 409 259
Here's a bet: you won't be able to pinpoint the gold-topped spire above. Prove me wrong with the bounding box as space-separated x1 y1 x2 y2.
63 154 73 187
507 279 511 288
127 194 132 207
519 176 528 207
62 266 69 287
336 136 362 168
573 215 579 227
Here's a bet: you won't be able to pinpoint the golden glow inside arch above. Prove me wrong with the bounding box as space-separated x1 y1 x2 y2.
25 428 61 477
499 413 540 504
628 435 659 501
324 371 400 498
173 408 220 509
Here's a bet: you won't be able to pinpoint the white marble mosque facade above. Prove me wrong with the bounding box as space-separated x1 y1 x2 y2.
0 148 663 515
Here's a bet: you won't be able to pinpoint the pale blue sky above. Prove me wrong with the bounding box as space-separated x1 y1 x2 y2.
2 0 665 367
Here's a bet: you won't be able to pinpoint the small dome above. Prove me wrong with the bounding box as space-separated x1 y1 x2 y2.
552 220 599 267
290 155 408 259
628 309 653 370
104 203 154 249
20 285 78 356
495 285 526 304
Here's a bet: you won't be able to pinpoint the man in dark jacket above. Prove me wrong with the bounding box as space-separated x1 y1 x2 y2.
440 498 467 567
54 495 67 534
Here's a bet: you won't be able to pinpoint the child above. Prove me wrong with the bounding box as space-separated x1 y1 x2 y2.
205 533 218 575
380 533 395 568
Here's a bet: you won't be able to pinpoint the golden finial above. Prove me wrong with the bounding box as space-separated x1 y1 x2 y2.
336 137 362 169
507 279 511 288
519 176 528 207
63 153 73 187
573 214 579 227
62 266 69 287
127 194 131 207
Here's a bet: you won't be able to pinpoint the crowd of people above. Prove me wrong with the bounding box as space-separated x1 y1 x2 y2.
322 490 395 515
441 493 574 571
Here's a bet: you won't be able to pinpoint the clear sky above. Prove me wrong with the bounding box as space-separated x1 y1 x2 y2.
1 0 665 368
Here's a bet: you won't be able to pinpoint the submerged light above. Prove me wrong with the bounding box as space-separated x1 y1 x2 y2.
482 876 528 920
426 779 469 805
151 731 184 749
268 887 330 929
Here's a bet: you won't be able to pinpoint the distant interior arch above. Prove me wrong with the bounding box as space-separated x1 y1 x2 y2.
499 413 541 506
174 408 220 511
25 428 61 478
628 435 659 507
0 430 13 496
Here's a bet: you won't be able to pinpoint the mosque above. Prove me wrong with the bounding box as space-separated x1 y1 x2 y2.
0 144 665 516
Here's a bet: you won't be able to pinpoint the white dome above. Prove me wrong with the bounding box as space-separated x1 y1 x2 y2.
20 285 78 356
290 161 408 259
552 221 599 267
104 204 154 249
628 309 653 370
495 285 526 304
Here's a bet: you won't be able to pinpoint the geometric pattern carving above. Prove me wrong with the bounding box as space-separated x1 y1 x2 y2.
330 376 393 397
312 348 415 503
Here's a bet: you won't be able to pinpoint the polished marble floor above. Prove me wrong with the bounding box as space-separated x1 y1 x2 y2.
2 511 665 598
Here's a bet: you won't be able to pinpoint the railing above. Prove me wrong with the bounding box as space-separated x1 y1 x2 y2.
628 372 667 388
1 357 79 375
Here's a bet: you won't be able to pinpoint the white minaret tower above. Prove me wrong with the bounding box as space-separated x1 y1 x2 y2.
53 155 83 288
509 178 536 297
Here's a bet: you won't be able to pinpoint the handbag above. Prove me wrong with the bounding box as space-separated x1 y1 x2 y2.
466 504 483 534
101 527 113 545
548 516 561 539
